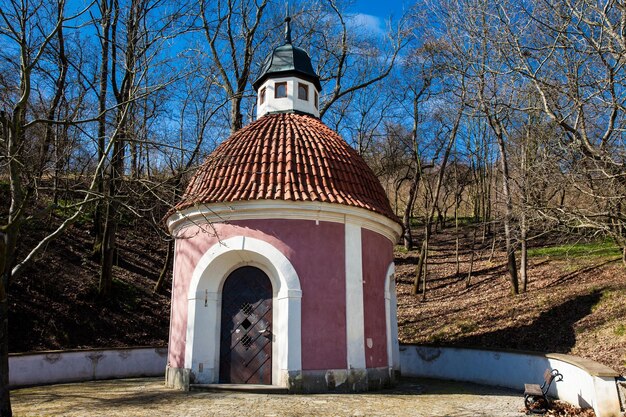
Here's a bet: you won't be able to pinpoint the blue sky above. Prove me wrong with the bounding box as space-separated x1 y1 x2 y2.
339 0 411 38
355 0 409 20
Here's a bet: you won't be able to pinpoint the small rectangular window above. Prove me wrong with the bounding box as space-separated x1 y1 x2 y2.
314 91 319 109
260 87 266 105
275 82 287 98
298 83 308 101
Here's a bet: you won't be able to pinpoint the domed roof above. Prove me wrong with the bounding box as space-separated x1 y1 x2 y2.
252 16 321 91
253 44 321 91
173 113 398 222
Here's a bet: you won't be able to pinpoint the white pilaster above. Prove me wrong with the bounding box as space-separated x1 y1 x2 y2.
345 223 366 369
385 263 400 372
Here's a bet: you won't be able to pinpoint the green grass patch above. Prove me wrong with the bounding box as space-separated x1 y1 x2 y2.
454 216 482 227
456 320 478 334
614 324 626 337
52 199 94 226
409 217 423 228
429 329 449 344
408 215 482 228
527 241 620 260
394 245 409 254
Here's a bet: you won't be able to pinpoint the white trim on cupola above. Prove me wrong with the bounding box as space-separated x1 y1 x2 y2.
256 76 320 119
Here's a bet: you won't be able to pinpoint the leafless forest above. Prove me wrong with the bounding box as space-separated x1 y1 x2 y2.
1 0 626 416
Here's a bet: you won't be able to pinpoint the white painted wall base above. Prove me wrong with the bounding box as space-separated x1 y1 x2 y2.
400 345 623 417
9 347 167 388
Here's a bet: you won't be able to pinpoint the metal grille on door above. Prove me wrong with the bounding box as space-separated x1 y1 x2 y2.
219 266 272 384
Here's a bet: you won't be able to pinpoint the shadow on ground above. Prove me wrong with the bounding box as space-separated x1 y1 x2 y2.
447 291 603 352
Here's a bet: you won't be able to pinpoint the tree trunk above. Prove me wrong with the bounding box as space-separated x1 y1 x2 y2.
466 225 478 288
412 239 427 294
455 197 460 277
454 158 460 277
0 230 12 417
1 103 25 417
52 126 61 205
130 140 139 179
98 127 124 298
412 221 431 298
493 128 519 294
99 199 116 298
503 220 519 294
0 280 11 417
93 0 111 257
435 205 443 232
488 233 497 263
421 229 429 301
402 176 419 250
520 226 528 293
154 240 173 293
230 96 243 133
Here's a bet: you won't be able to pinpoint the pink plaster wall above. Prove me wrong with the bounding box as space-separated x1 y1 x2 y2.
361 228 393 368
167 219 347 370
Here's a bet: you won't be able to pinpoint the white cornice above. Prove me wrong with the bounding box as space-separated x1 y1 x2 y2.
167 200 402 244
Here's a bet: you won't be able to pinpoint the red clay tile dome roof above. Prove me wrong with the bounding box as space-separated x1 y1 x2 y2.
174 113 399 222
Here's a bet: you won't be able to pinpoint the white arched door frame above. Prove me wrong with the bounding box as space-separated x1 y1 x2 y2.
184 236 302 386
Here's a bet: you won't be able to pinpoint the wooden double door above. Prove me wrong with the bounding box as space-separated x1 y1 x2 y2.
219 266 273 384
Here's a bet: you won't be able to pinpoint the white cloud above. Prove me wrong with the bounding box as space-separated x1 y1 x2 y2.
346 13 386 37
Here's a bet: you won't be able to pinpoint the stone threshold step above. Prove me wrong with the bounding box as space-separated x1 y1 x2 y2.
190 383 288 394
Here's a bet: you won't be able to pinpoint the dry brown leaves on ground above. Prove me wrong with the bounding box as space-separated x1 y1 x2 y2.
395 226 626 375
545 401 596 416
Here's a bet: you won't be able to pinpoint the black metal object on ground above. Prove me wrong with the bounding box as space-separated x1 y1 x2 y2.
524 368 564 414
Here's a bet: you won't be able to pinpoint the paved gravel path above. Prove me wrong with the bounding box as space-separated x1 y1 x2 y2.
12 377 527 417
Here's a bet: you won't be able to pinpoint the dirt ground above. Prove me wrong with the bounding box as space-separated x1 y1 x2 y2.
12 377 527 417
395 227 626 375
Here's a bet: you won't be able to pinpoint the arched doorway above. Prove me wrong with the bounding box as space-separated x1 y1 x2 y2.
219 266 273 384
183 236 302 386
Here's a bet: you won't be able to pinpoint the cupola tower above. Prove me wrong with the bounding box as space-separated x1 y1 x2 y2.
253 15 321 118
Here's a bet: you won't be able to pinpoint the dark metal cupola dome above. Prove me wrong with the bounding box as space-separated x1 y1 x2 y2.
252 16 321 91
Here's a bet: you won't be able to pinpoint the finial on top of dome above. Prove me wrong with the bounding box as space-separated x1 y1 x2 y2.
284 2 292 44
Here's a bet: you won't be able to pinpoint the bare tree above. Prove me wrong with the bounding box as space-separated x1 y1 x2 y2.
199 0 269 133
92 0 113 260
498 0 626 266
389 41 445 250
153 73 226 293
314 0 407 118
413 101 465 297
96 0 189 297
0 2 74 413
432 0 522 294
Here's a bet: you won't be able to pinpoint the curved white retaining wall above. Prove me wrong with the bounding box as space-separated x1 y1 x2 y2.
400 345 623 417
9 347 167 388
9 344 624 417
